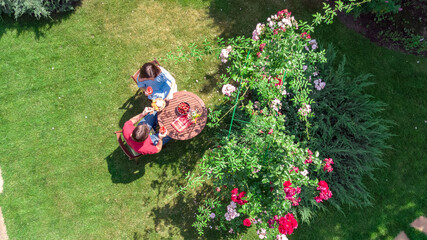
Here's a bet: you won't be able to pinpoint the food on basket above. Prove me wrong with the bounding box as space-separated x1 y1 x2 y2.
146 86 153 95
151 98 166 111
159 126 167 135
177 102 190 115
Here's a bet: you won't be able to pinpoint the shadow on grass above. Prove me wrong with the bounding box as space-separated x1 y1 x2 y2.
148 183 231 240
105 146 148 184
206 0 321 39
0 1 82 40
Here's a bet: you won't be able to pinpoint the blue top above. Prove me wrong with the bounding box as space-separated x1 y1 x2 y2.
136 66 175 100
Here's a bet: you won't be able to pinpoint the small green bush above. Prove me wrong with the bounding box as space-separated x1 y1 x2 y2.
348 0 401 18
0 0 78 19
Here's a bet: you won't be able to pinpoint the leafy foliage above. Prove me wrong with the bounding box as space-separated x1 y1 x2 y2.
0 0 78 19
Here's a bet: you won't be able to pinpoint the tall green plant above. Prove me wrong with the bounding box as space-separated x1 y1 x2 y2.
307 46 392 207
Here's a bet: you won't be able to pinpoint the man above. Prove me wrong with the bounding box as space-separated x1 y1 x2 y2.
122 107 171 154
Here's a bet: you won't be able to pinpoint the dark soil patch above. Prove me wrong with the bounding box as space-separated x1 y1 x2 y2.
337 0 427 57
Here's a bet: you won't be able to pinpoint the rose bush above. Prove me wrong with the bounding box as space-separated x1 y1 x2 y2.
195 113 334 239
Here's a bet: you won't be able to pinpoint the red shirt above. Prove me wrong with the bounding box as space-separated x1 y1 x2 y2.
123 121 158 155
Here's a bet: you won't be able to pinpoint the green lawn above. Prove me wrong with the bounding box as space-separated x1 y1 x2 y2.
0 0 426 239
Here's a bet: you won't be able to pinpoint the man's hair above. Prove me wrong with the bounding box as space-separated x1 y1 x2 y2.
131 124 150 142
139 62 161 79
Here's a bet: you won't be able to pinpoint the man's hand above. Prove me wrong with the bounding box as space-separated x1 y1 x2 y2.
159 129 167 139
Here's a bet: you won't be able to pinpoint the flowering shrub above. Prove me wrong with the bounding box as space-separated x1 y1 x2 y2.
195 113 334 239
215 9 327 126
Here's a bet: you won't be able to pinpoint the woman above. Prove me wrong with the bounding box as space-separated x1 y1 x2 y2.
137 60 177 100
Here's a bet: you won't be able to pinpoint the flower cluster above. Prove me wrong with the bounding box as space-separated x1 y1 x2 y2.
257 43 267 58
220 46 232 63
305 149 313 164
300 169 309 177
298 103 311 116
283 181 301 206
252 23 266 41
276 234 289 240
323 158 334 172
224 201 240 221
271 98 282 112
289 166 299 173
231 188 248 205
314 79 325 91
314 180 332 203
266 9 298 34
257 228 267 239
308 39 318 50
301 32 311 39
277 213 298 235
221 83 236 96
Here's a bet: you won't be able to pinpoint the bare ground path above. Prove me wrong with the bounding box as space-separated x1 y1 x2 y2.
394 216 427 240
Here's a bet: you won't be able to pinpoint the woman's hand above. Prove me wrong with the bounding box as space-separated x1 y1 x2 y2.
142 107 154 116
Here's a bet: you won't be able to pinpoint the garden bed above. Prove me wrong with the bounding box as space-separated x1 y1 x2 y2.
337 0 427 56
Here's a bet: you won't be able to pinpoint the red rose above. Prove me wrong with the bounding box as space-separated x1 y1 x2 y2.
257 52 262 58
283 181 292 188
231 188 239 195
318 181 329 190
243 218 252 227
278 223 287 234
268 129 274 134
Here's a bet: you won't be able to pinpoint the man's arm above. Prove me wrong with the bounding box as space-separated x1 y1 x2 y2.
129 107 153 125
156 137 163 153
156 129 168 152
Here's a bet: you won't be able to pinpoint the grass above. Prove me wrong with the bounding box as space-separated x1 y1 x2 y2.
0 0 426 239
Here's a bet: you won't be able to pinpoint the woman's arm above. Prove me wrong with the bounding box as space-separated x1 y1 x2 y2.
166 81 176 100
